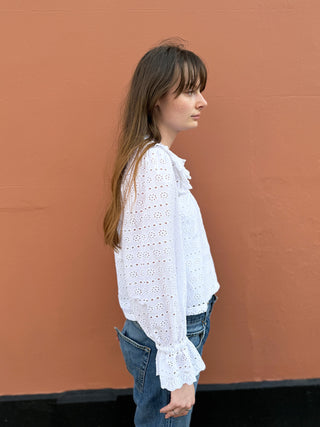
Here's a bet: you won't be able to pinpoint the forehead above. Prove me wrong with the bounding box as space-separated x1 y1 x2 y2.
170 60 205 96
168 77 201 94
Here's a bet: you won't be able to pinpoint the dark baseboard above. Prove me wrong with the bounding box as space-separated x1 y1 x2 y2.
0 378 320 426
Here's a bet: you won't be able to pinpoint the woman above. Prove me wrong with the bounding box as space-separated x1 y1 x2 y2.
103 40 221 426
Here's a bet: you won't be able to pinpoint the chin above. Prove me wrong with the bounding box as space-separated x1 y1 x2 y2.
179 123 198 132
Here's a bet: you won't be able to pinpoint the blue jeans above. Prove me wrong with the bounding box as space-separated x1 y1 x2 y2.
114 294 218 426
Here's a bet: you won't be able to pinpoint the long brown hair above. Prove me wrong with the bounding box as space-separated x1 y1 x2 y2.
103 39 207 252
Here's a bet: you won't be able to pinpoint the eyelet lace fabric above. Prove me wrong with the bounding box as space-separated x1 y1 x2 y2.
114 142 220 391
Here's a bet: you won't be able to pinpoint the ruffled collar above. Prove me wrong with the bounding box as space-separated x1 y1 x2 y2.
155 142 193 195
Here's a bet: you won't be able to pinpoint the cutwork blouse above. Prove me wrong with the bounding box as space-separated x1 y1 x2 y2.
114 141 220 391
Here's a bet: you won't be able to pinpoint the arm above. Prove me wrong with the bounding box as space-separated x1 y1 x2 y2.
120 147 205 391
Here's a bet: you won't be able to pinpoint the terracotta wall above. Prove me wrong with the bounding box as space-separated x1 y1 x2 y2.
1 0 319 395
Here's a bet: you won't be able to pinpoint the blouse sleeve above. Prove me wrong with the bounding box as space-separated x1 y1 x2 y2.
120 146 206 391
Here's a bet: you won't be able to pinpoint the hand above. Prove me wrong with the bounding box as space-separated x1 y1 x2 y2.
160 383 195 419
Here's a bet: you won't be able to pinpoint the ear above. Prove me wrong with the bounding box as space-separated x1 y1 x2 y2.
155 96 163 109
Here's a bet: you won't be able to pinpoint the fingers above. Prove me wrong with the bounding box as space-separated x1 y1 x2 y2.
159 383 195 419
167 408 191 419
173 408 191 418
159 402 173 414
160 404 193 419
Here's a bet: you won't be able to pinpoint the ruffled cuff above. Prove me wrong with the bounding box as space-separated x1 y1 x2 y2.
155 338 206 391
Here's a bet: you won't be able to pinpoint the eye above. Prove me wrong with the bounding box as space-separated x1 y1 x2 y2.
185 89 195 96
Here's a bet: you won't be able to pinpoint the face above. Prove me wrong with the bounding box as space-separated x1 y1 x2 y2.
155 80 208 139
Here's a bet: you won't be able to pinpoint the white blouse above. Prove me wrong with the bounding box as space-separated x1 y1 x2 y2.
114 141 220 391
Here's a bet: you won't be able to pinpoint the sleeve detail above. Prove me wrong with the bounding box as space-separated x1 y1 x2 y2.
120 145 206 391
155 336 206 391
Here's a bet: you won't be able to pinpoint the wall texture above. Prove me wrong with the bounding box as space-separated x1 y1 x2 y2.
1 0 319 396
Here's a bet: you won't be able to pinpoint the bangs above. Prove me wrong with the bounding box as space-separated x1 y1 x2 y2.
172 51 207 96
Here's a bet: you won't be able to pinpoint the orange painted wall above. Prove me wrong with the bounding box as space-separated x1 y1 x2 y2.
1 0 320 396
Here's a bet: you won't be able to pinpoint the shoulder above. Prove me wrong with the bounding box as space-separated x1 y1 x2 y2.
123 144 178 202
143 143 172 162
139 143 174 174
130 144 176 192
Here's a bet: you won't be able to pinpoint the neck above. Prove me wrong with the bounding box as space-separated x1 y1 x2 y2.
157 125 178 149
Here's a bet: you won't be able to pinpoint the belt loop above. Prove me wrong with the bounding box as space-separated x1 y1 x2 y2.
206 294 215 317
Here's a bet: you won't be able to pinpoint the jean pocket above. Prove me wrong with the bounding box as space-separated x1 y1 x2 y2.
186 323 206 351
114 326 151 393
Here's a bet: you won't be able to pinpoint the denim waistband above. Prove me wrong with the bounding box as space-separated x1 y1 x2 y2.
186 294 217 324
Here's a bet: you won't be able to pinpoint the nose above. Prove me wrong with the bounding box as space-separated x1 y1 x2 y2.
196 93 208 110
